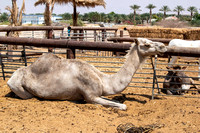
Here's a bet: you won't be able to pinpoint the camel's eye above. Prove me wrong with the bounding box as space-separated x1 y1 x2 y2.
144 43 151 47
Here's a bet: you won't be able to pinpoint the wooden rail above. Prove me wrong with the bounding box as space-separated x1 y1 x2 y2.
71 27 118 31
0 26 65 53
0 26 64 32
0 36 200 57
107 37 171 44
69 27 118 41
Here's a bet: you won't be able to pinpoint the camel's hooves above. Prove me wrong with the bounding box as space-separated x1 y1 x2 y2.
119 104 127 111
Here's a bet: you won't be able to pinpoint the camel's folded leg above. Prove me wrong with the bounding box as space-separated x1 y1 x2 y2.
7 68 34 99
7 79 34 100
7 83 34 99
86 96 127 111
168 56 178 67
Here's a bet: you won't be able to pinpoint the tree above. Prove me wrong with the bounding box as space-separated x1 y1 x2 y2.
146 4 156 23
120 14 128 22
187 6 198 20
173 5 184 18
82 13 89 21
107 12 115 23
130 5 141 24
0 12 9 22
88 12 100 23
5 0 25 26
99 13 106 22
113 14 122 24
35 0 55 26
5 0 25 49
159 5 171 19
61 13 72 20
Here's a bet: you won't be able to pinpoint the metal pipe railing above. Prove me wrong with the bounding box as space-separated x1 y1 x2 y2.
0 36 200 57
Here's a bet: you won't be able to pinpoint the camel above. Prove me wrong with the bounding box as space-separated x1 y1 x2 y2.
7 38 167 110
168 39 200 79
163 65 200 95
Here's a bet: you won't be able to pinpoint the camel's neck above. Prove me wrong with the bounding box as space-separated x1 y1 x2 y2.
104 45 146 95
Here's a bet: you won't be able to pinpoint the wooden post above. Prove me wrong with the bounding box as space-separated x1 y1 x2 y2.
47 29 53 52
22 45 27 66
6 31 13 60
66 48 75 59
114 30 117 37
79 29 84 41
94 30 97 42
102 29 106 42
120 30 123 37
114 30 124 56
0 53 5 80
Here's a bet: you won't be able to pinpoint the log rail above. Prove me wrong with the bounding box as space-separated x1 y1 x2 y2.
0 36 200 57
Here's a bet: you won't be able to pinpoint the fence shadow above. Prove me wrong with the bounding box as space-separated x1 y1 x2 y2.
112 93 162 104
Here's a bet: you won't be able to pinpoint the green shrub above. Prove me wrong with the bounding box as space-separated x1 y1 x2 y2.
190 19 200 27
0 21 10 25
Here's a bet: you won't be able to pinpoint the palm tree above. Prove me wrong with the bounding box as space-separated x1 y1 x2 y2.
99 13 106 22
173 5 184 17
146 4 156 23
35 0 105 26
187 6 198 20
5 0 25 50
6 0 25 26
35 0 55 26
130 4 141 24
159 5 170 19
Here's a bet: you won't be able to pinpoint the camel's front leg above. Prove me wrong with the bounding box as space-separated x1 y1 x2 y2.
7 83 34 99
81 87 127 110
168 56 178 67
7 70 34 99
90 97 127 110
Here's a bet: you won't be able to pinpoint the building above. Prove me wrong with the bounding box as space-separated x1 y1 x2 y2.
22 14 62 25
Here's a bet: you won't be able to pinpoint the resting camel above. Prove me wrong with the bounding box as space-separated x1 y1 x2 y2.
163 65 200 95
7 38 167 110
168 39 200 79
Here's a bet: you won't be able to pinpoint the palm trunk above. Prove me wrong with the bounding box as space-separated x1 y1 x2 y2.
191 12 193 20
164 12 166 19
149 9 152 23
133 10 136 24
73 1 77 26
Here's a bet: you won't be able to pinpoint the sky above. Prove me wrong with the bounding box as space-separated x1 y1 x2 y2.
0 0 199 15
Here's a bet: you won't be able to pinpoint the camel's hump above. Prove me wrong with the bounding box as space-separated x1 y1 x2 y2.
29 53 63 74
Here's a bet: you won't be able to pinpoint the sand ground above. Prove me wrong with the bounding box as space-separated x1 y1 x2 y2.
0 78 199 133
0 29 200 132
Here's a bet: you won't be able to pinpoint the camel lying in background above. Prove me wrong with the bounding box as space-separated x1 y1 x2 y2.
162 65 200 95
168 39 200 79
7 38 167 110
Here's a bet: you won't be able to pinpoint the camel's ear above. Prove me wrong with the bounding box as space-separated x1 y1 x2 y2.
134 39 139 45
144 43 151 47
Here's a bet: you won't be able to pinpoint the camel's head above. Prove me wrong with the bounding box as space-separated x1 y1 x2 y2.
135 38 167 56
164 65 190 95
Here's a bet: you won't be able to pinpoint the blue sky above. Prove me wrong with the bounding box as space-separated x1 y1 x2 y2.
0 0 199 15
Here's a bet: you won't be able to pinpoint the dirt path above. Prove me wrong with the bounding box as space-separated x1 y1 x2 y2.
0 79 199 133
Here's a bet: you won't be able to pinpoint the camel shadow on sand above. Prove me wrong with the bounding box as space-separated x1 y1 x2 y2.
112 93 162 104
5 91 162 106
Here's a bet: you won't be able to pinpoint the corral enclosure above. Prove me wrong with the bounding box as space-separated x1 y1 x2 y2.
0 26 200 132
